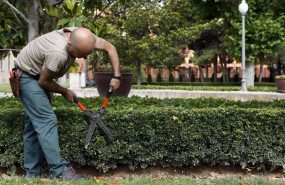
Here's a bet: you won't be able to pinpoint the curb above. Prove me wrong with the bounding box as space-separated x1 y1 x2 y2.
69 88 285 102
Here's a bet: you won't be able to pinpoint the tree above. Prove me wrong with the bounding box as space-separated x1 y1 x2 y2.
0 0 129 51
185 0 285 86
106 1 165 85
224 0 285 86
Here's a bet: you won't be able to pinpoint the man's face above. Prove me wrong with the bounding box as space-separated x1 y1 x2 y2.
68 44 90 59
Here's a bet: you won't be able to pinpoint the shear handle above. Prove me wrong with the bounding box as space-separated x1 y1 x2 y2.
73 97 86 112
102 91 112 109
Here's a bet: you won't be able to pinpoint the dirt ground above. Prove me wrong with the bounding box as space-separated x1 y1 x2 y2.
1 165 284 182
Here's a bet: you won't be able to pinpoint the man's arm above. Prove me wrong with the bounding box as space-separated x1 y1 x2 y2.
38 65 77 102
94 37 121 92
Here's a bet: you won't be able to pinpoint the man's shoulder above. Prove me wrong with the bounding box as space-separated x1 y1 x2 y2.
45 50 67 59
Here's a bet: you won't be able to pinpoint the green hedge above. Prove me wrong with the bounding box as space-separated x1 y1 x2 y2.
1 97 285 172
3 96 285 110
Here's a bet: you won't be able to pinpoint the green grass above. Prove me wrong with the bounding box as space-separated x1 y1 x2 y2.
0 83 69 93
131 84 277 92
0 82 277 93
0 84 12 93
0 176 285 185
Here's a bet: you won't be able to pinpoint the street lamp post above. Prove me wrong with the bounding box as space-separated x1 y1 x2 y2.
239 0 248 91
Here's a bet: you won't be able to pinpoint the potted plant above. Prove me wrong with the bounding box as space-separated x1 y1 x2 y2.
275 75 285 93
94 64 133 97
70 62 79 74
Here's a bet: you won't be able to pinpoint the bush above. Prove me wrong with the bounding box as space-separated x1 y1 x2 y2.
1 96 285 173
233 73 239 82
157 72 162 82
191 72 195 82
169 72 174 82
179 74 183 82
147 74 152 83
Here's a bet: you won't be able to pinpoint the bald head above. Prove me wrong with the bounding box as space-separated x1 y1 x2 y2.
68 28 95 59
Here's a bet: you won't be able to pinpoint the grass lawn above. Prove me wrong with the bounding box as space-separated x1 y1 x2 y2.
0 82 277 93
0 84 11 93
131 84 277 92
0 83 69 93
1 176 285 185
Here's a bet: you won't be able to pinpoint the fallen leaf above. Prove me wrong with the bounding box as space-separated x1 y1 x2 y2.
96 176 109 181
267 172 283 179
111 174 125 179
245 168 251 172
236 172 246 179
152 174 158 178
41 178 53 183
1 174 11 180
108 182 124 185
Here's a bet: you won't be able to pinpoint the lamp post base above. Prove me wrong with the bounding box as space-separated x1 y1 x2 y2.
241 79 247 91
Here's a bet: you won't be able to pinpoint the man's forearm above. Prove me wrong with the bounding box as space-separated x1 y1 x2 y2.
38 80 68 95
108 45 121 77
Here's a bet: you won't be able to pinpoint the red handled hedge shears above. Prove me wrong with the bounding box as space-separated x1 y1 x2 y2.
73 91 114 149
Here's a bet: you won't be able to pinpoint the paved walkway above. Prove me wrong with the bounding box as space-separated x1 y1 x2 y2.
70 88 285 102
1 89 285 102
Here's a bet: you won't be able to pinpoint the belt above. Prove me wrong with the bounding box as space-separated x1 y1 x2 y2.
15 65 40 80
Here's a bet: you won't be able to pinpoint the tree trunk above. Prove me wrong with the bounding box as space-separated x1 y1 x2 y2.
277 55 282 75
214 55 217 82
136 61 141 85
224 56 228 82
27 0 40 42
258 64 263 83
220 55 226 82
199 65 204 82
246 62 254 86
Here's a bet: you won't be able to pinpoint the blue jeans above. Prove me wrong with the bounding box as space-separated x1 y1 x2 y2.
19 72 67 177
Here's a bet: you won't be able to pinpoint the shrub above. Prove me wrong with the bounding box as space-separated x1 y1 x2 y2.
179 74 183 82
169 72 174 82
191 72 195 82
157 72 162 82
234 73 239 82
147 74 152 83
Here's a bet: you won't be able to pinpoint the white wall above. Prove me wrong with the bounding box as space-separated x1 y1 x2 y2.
0 52 15 84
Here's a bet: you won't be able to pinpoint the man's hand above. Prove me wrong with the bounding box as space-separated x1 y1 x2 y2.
109 78 121 92
62 89 77 103
39 65 77 102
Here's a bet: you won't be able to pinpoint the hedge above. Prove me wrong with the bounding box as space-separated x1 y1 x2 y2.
1 98 285 172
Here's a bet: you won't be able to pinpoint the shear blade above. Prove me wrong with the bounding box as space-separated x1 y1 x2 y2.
96 118 114 143
85 120 96 149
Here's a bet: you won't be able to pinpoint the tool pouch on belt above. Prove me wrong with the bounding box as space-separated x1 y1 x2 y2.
9 68 23 98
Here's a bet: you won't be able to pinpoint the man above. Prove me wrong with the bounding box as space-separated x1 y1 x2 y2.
15 27 121 180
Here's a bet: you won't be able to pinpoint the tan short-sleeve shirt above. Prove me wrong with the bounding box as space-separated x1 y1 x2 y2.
15 27 80 78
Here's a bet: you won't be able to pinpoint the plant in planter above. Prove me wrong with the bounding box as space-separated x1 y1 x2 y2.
94 64 133 97
275 75 285 93
70 62 79 74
